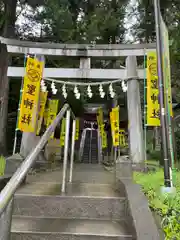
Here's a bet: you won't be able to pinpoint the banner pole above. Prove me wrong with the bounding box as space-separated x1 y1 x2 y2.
114 146 117 183
143 50 147 162
154 0 171 187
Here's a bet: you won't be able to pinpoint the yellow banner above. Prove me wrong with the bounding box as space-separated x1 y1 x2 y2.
97 108 107 148
18 57 43 132
101 125 107 149
147 52 160 126
119 129 126 147
112 106 119 125
97 108 103 135
60 118 66 146
160 16 173 117
0 156 6 176
75 118 80 140
112 107 120 146
110 111 114 143
36 91 48 135
110 107 120 146
44 107 48 126
47 99 59 138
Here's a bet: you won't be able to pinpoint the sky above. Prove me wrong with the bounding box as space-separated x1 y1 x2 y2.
125 0 138 41
16 5 43 37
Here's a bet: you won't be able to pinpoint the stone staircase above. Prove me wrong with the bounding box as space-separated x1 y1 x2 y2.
82 130 91 163
11 164 134 240
91 130 98 163
82 130 98 164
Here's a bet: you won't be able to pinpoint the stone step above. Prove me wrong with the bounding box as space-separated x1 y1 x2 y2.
13 195 126 220
26 164 115 184
16 182 125 197
13 183 126 220
11 217 133 240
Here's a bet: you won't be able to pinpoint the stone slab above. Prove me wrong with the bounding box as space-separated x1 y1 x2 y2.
13 194 126 220
16 182 125 198
11 217 132 240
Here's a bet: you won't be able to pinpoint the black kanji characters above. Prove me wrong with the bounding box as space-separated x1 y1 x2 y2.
26 84 36 96
21 114 32 125
114 129 119 135
27 60 34 68
151 93 158 104
151 109 160 119
149 56 155 61
151 79 158 89
50 114 55 120
24 98 34 109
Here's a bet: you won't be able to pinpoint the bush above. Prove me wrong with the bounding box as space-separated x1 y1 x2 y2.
175 131 180 161
134 169 180 240
148 150 161 162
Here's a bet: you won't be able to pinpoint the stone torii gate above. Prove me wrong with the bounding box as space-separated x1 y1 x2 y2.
1 37 156 165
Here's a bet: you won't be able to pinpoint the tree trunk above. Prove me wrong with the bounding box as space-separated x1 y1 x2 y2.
0 44 9 155
3 0 17 38
0 0 17 155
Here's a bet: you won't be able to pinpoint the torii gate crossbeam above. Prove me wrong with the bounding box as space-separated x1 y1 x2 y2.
0 36 156 57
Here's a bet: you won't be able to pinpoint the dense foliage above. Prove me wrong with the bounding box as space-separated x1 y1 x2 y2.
16 0 129 43
134 169 180 239
0 0 130 154
132 0 180 101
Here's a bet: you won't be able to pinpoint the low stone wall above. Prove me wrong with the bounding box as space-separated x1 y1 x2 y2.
115 160 161 240
44 138 63 162
20 134 65 166
121 178 160 240
0 154 24 191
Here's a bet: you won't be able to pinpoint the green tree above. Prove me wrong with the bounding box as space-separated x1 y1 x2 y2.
0 0 45 154
0 0 18 155
18 0 129 44
131 0 180 98
0 0 130 154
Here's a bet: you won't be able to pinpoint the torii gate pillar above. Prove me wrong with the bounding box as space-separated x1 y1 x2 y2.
126 56 144 166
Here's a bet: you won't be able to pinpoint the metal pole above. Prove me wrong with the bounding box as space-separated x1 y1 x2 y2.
13 131 17 155
114 147 117 183
154 0 171 187
89 125 93 163
143 50 147 161
97 129 102 164
69 119 76 183
0 198 13 240
61 109 71 193
117 145 121 161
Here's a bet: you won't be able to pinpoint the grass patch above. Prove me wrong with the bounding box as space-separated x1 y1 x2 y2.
145 160 160 166
134 168 180 240
0 155 6 176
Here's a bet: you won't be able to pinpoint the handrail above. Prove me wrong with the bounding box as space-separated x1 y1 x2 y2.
0 103 75 215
